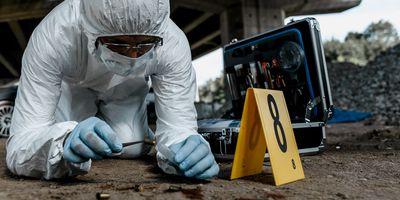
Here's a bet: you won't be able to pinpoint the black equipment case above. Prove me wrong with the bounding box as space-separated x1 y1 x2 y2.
198 18 334 159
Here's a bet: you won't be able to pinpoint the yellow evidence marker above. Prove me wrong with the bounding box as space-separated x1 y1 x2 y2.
230 88 305 186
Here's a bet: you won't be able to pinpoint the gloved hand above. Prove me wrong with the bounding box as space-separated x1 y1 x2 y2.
169 135 219 179
63 117 122 163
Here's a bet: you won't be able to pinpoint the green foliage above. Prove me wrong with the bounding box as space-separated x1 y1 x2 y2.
198 75 226 104
323 20 399 66
197 75 227 118
363 20 399 44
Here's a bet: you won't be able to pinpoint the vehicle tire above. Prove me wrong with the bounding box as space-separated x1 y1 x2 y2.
0 100 14 138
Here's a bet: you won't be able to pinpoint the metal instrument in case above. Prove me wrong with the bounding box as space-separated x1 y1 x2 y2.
198 18 334 159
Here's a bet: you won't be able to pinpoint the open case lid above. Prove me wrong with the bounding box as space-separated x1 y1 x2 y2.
222 17 333 124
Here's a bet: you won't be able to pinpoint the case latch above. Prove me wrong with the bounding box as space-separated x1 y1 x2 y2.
305 97 321 123
323 105 334 122
220 128 233 144
230 38 238 44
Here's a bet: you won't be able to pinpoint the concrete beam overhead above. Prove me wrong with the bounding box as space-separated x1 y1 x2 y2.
0 0 63 22
285 0 362 16
0 53 19 77
183 12 214 34
0 3 48 22
8 21 27 50
191 30 221 50
0 0 362 22
172 0 233 13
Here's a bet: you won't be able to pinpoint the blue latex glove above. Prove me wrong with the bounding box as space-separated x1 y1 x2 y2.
63 117 122 163
169 135 219 179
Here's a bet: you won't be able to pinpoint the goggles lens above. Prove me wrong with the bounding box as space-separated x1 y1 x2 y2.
97 35 163 58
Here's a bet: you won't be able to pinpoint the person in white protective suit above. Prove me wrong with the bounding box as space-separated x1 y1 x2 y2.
6 0 219 180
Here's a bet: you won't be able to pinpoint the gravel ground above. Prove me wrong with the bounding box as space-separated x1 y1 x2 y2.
0 122 399 200
328 44 400 126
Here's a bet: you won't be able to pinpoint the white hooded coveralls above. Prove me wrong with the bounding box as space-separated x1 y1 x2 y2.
6 0 200 179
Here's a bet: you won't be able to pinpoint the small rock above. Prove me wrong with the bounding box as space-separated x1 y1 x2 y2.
49 185 58 189
134 184 144 192
263 188 272 192
336 192 348 199
384 152 396 156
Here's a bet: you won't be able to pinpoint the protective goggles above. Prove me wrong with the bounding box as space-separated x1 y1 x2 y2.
97 35 163 58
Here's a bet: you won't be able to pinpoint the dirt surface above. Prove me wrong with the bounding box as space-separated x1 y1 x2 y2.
0 122 399 200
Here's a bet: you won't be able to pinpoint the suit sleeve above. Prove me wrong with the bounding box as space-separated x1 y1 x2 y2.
150 21 213 174
151 21 199 148
6 2 90 180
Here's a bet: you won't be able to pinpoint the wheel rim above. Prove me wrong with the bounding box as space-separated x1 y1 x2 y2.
0 104 14 137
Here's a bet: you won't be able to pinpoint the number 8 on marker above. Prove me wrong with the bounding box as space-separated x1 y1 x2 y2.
267 94 287 153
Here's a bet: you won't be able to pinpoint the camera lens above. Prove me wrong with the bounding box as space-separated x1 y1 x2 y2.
279 41 305 72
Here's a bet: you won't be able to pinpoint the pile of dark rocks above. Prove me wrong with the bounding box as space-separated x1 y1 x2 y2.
327 44 400 125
